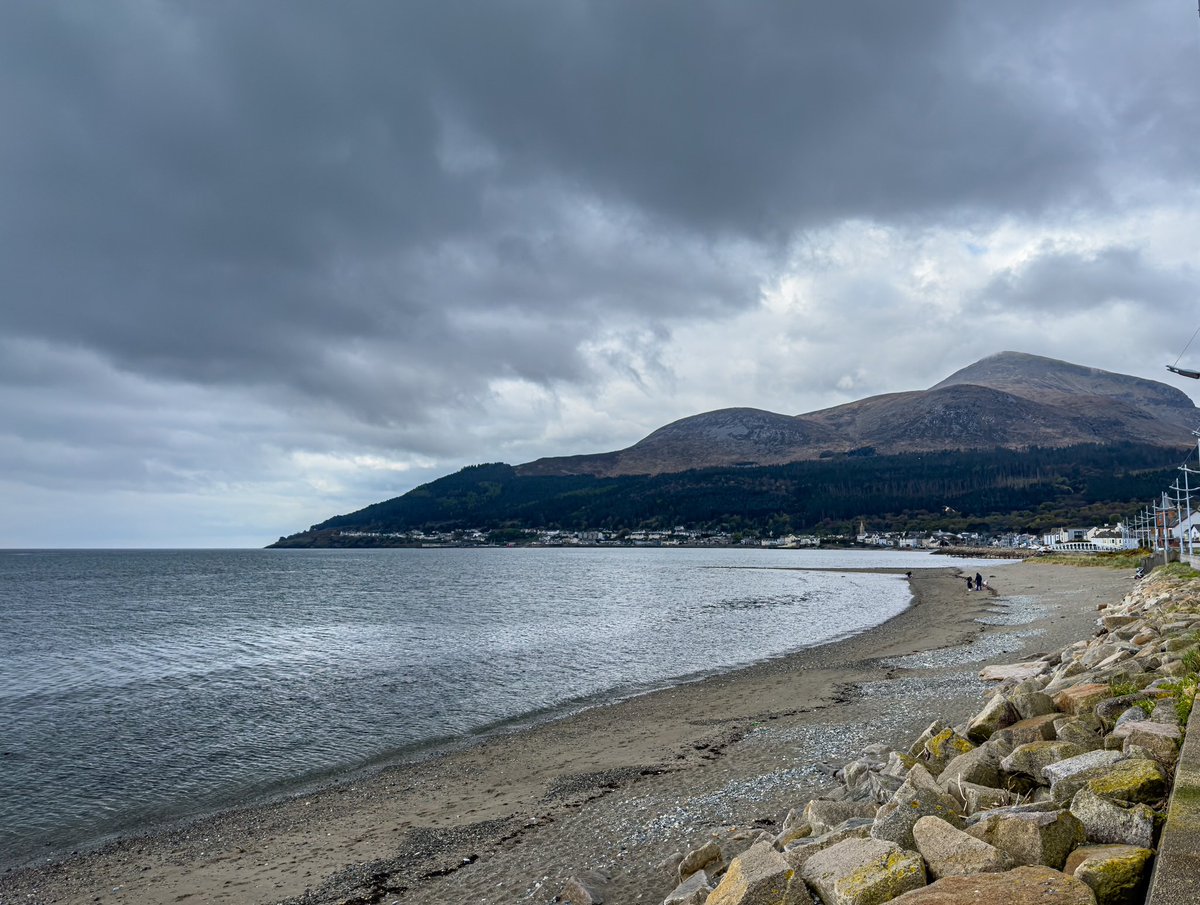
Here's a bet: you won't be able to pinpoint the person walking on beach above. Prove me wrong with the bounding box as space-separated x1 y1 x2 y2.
974 572 983 591
965 576 974 591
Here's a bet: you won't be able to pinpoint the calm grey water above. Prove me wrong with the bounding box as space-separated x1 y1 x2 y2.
0 547 956 868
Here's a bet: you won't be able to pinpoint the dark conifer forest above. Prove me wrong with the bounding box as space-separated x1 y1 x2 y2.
271 442 1182 546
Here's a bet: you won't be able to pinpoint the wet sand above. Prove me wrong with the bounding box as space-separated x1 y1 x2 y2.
0 562 1129 905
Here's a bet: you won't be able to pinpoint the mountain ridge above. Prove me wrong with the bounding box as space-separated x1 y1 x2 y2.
270 352 1199 545
517 352 1197 477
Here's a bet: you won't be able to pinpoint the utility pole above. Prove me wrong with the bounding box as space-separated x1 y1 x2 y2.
1156 494 1166 564
1169 480 1189 560
1176 466 1200 561
1151 504 1160 553
1184 426 1200 563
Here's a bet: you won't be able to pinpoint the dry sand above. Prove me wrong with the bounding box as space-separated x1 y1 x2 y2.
0 561 1131 905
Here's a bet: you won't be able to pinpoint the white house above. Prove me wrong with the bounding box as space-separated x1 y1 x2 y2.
1042 527 1089 546
1085 525 1138 551
1172 512 1200 544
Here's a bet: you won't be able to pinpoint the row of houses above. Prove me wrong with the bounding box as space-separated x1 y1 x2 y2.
854 523 1140 553
854 527 1016 549
1038 525 1138 551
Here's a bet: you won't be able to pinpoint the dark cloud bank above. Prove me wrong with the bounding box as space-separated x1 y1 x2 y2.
2 1 1199 544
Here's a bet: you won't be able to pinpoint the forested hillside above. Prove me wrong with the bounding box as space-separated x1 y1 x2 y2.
271 442 1182 546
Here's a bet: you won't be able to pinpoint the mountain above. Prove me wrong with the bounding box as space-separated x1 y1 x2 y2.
271 352 1198 545
518 352 1197 477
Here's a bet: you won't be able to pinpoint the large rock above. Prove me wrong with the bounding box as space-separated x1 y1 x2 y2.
1095 695 1147 730
882 750 919 778
922 728 975 775
1109 720 1182 763
800 838 926 905
1053 683 1113 717
1001 740 1085 782
967 694 1018 742
911 815 1013 879
1101 614 1139 632
1043 750 1125 802
966 808 1085 868
1083 757 1168 805
1010 691 1058 720
1112 706 1147 730
864 772 905 804
840 759 875 796
803 799 878 836
1081 643 1128 669
706 842 811 905
1069 789 1157 848
959 782 1014 815
871 766 963 850
980 661 1048 682
1092 646 1138 671
1160 658 1190 677
1056 719 1104 751
937 744 1003 790
963 800 1061 822
1046 659 1089 691
994 713 1062 748
782 819 873 872
1064 844 1154 905
665 870 712 905
909 720 950 757
680 841 725 881
1150 697 1184 724
776 810 812 848
886 865 1097 904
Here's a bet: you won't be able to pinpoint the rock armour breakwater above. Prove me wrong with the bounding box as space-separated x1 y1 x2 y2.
643 568 1200 905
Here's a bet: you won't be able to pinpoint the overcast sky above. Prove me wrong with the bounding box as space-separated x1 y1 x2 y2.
5 1 1200 547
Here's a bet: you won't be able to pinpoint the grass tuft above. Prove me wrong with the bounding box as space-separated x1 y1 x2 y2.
1109 679 1140 697
1182 648 1200 675
1160 562 1200 580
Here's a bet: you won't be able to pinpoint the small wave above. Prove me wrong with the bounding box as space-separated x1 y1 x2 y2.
702 592 812 610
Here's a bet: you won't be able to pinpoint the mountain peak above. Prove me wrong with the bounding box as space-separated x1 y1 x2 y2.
517 352 1197 477
932 351 1192 408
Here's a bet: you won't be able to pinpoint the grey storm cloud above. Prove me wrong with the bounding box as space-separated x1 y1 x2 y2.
980 246 1199 315
4 0 1193 411
3 0 1200 545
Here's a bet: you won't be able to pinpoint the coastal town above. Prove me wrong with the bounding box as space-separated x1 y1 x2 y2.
329 523 1141 552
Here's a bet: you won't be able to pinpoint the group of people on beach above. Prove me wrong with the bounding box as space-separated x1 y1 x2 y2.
965 572 987 591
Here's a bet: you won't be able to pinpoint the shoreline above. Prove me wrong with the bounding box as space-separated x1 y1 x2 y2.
0 562 1127 905
0 561 917 874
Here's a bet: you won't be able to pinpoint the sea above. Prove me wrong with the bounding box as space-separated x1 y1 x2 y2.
0 546 995 869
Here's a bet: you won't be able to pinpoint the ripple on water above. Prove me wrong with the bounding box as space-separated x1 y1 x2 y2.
0 547 918 869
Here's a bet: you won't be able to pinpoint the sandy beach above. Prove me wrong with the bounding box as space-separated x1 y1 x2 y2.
0 561 1131 905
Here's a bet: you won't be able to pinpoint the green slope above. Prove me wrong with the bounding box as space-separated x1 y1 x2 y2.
270 442 1182 546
